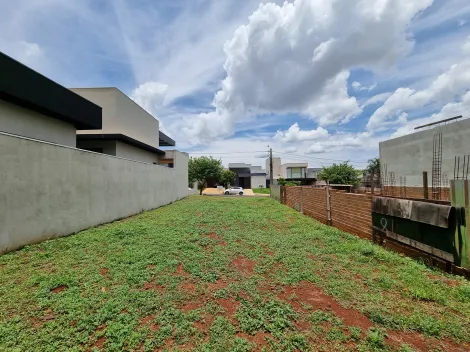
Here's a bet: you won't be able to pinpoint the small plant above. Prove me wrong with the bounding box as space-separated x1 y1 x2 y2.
365 327 386 349
349 326 362 341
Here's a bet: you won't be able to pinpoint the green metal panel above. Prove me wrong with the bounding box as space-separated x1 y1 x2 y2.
371 213 456 258
450 180 470 270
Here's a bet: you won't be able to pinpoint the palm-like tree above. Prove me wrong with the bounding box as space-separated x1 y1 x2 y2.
366 158 380 192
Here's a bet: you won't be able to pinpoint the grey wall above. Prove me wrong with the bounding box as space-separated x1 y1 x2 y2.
115 141 160 164
251 175 267 188
0 99 76 147
76 139 117 156
72 88 160 149
380 119 470 186
0 132 189 254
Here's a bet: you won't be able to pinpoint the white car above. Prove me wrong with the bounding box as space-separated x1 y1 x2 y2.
224 187 244 195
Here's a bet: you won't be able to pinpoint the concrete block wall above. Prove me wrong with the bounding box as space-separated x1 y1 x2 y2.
0 132 189 254
251 175 266 188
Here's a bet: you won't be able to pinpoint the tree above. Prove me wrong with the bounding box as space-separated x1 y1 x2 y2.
318 162 361 185
219 169 236 188
366 158 381 181
188 157 223 195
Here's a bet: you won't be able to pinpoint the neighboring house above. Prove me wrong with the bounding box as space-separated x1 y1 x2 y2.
228 163 267 188
71 87 176 165
0 52 102 145
266 157 321 185
380 117 470 188
0 52 189 254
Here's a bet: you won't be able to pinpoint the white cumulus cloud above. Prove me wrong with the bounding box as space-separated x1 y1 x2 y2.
368 36 470 131
306 144 326 154
275 123 329 142
131 81 169 115
181 0 433 144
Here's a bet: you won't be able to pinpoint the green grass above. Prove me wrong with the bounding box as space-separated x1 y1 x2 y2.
252 188 271 194
1 196 469 351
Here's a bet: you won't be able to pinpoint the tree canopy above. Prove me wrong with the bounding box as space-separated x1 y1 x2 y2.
366 158 381 178
188 157 224 194
219 169 236 188
318 162 361 185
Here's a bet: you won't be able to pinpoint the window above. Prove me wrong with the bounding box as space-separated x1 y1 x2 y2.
287 167 306 178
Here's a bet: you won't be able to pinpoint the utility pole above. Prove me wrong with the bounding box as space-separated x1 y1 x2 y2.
269 147 273 188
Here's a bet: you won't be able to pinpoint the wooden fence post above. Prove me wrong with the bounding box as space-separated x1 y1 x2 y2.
326 183 332 225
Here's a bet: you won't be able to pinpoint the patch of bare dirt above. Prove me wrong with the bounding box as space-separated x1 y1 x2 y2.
50 285 67 294
231 256 256 276
386 331 469 352
147 264 156 270
217 298 240 316
206 278 229 292
278 281 373 331
99 268 109 277
236 331 271 348
139 315 159 331
88 324 107 351
193 314 215 334
180 301 203 314
202 232 227 246
142 281 165 292
174 263 190 277
427 274 460 288
91 337 105 350
180 281 197 293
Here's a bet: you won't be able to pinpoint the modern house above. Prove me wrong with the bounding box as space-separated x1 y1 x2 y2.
0 52 102 145
266 157 321 185
228 163 267 188
0 51 189 254
70 87 177 166
380 117 470 189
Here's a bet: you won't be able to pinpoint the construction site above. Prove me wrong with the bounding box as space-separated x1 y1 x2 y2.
272 116 470 278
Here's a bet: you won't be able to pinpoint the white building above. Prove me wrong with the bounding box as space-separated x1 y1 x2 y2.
266 157 323 185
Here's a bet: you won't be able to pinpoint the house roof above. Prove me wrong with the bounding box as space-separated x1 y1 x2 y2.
77 133 165 155
0 52 102 129
159 131 175 147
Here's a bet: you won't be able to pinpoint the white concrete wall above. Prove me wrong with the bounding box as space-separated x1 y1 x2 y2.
0 99 76 147
251 175 267 188
115 141 160 164
380 118 470 186
0 132 189 254
73 88 160 149
266 157 282 180
281 163 308 178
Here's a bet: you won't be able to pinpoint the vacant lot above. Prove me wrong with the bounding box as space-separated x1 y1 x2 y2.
1 197 470 351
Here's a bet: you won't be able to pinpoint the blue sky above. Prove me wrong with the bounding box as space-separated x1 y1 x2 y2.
1 0 470 168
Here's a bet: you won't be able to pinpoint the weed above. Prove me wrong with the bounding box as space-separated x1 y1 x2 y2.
0 196 469 351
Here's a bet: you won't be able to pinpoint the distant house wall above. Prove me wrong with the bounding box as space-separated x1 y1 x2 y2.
115 140 160 164
380 118 470 187
0 132 189 254
251 175 267 188
72 88 160 149
0 99 76 147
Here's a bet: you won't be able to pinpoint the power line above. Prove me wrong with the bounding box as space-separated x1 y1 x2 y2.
186 150 370 165
273 151 369 164
188 151 267 155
